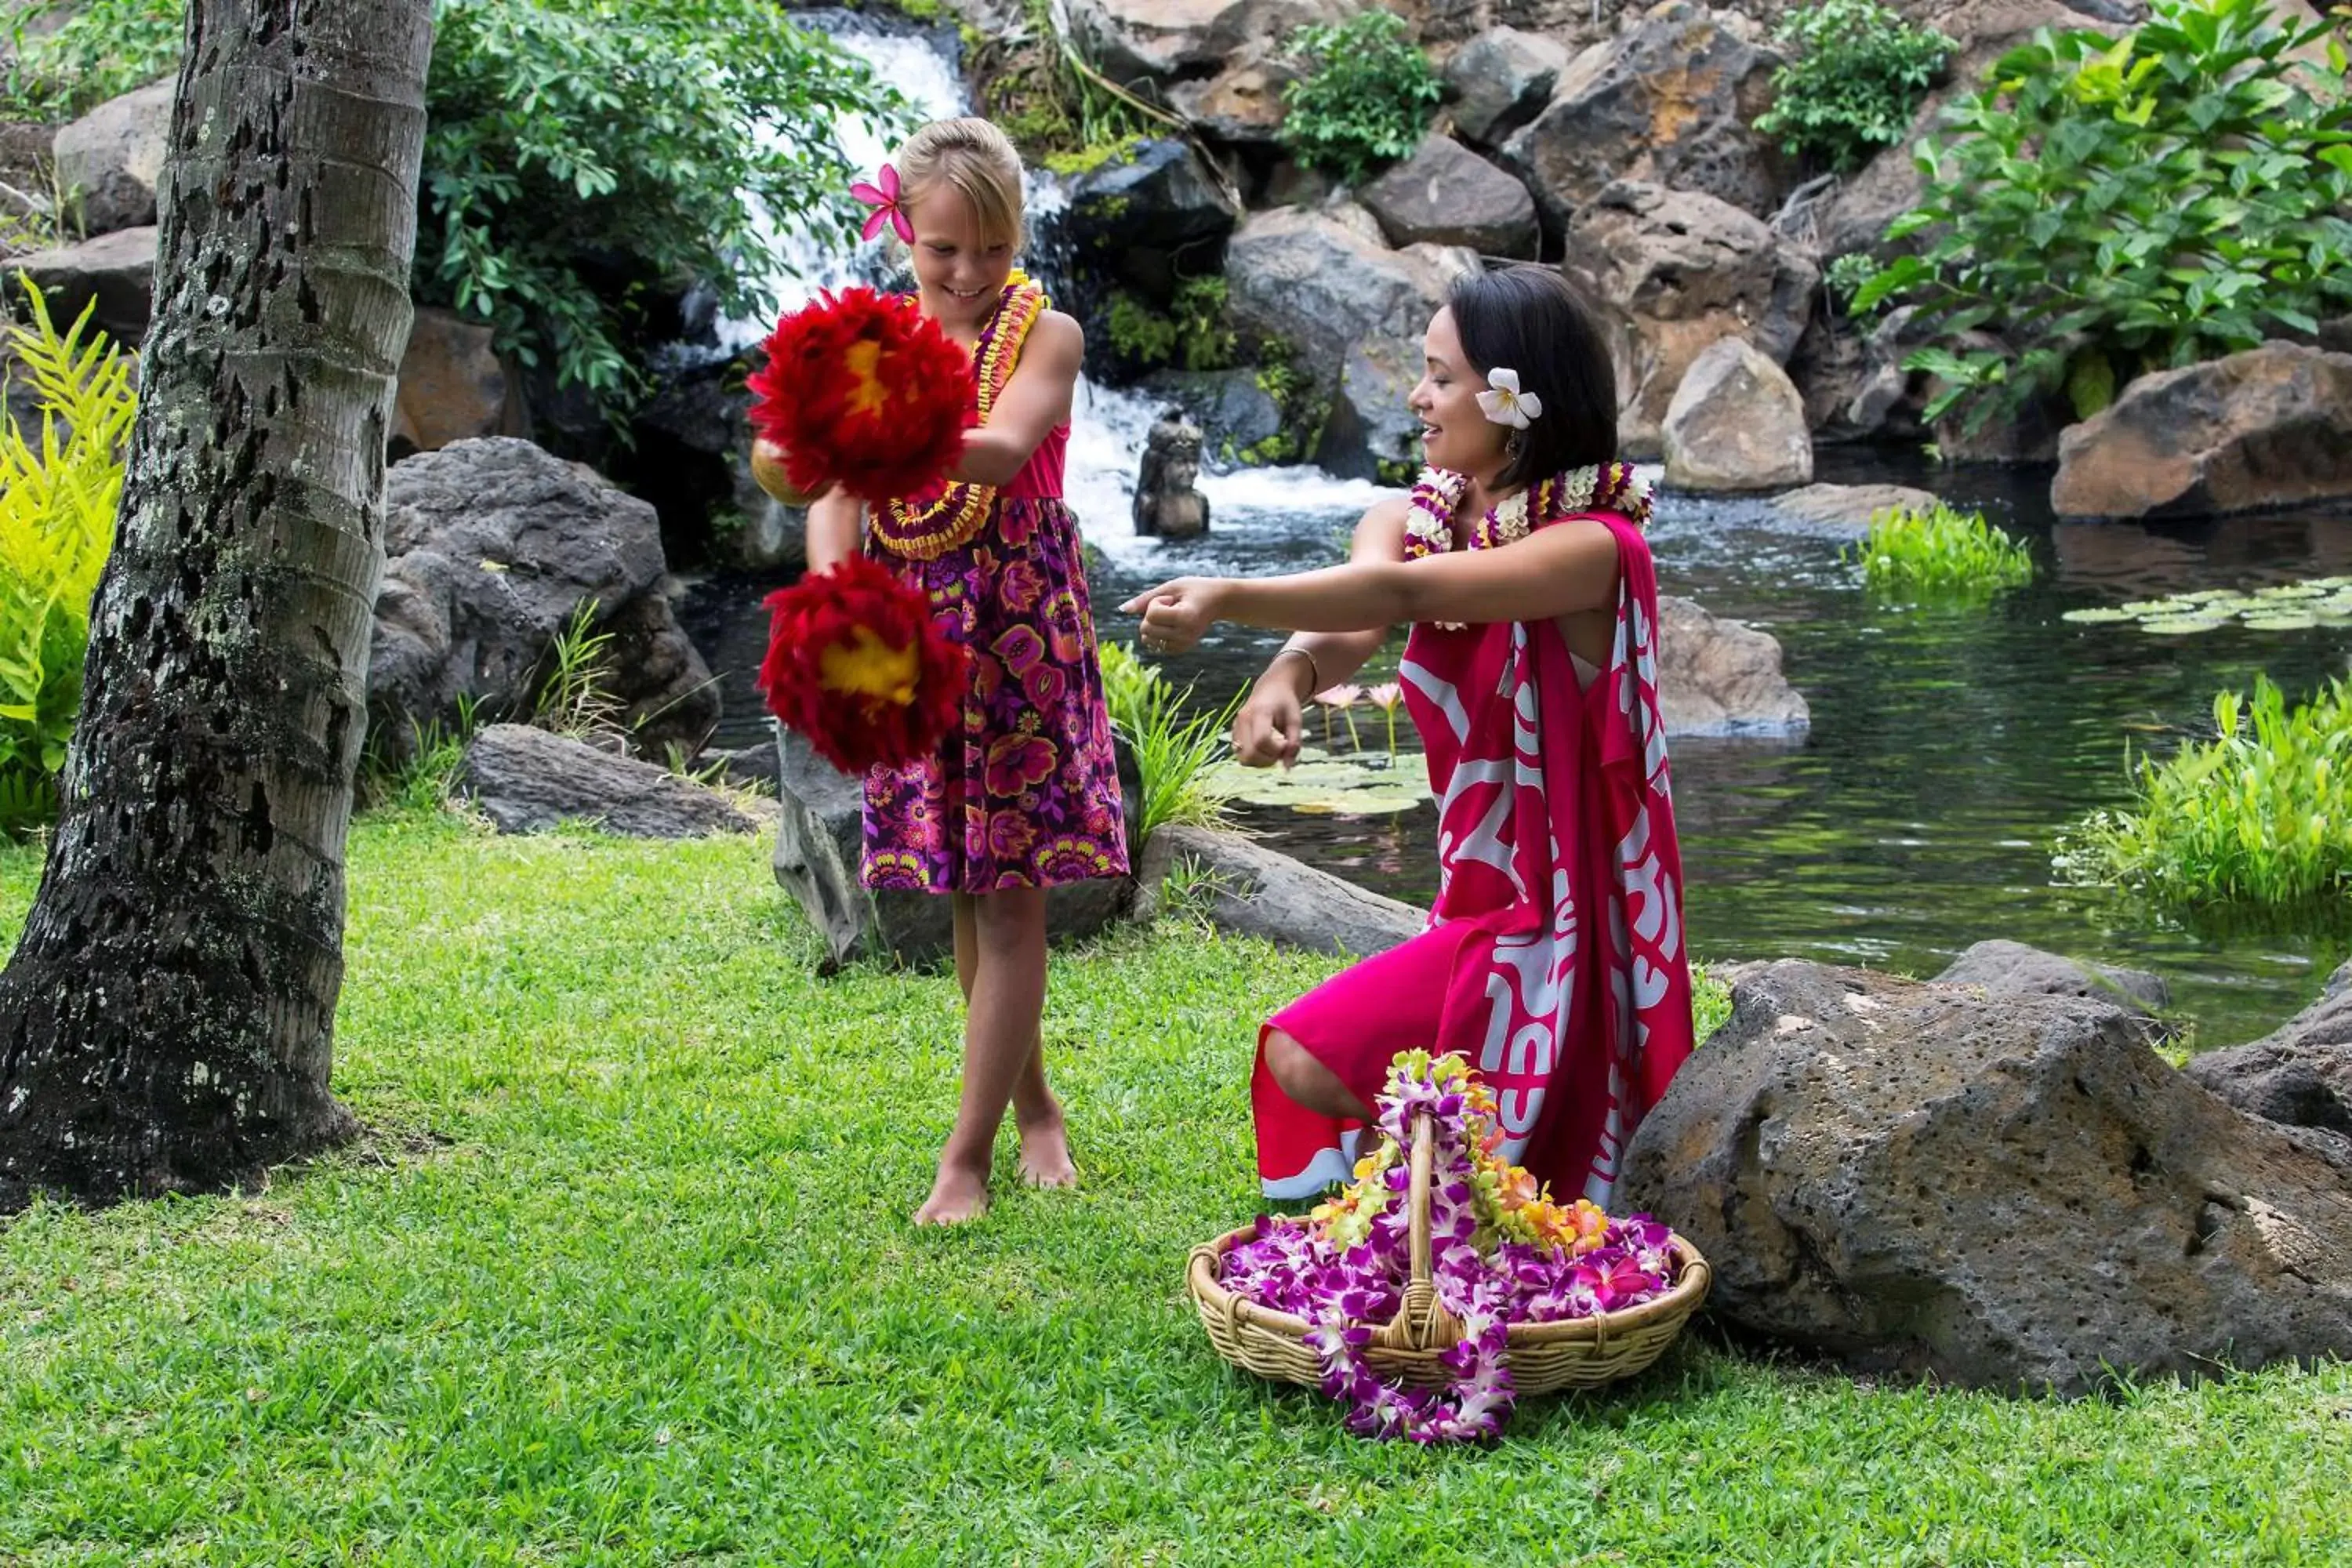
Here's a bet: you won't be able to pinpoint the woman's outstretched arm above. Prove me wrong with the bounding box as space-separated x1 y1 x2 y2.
1122 519 1621 643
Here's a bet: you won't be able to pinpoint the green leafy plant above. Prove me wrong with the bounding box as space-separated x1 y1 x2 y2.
1278 10 1442 184
978 0 1154 162
2055 674 2352 908
0 278 134 835
2 0 182 119
1857 0 2352 434
422 0 907 430
1096 640 1235 842
531 600 625 742
1846 503 2034 595
1755 0 1957 172
1104 277 1236 375
359 694 485 817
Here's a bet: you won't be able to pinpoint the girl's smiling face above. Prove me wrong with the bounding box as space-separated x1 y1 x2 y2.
1408 307 1510 481
905 185 1015 333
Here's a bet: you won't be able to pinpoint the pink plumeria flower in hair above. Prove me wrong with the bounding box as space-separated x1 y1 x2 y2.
850 163 914 244
1475 367 1542 430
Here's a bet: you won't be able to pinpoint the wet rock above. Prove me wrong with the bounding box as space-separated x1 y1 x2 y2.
1563 180 1817 456
394 307 525 456
1934 938 2171 1018
1068 0 1348 144
1771 481 1942 530
2052 345 2352 521
372 437 720 760
1134 409 1210 539
1500 2 1784 228
11 225 155 343
1619 959 2352 1394
1657 593 1810 735
51 79 170 235
1662 337 1813 492
459 724 768 838
2185 958 2352 1167
1064 138 1240 301
1134 824 1425 956
770 729 1137 971
1359 133 1539 258
1445 27 1569 146
1138 367 1285 463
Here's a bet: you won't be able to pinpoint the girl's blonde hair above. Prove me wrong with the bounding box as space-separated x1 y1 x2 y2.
895 117 1025 249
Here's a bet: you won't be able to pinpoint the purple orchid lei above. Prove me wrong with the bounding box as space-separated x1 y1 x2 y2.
1219 1051 1680 1443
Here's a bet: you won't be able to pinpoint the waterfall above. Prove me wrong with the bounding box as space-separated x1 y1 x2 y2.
731 9 1387 557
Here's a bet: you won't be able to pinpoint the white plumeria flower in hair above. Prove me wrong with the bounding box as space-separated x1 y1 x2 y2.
1475 367 1543 430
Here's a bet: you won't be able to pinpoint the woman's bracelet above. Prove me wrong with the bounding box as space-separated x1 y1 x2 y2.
1270 643 1322 695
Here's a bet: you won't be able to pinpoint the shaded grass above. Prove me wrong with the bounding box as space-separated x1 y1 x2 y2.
0 812 2346 1565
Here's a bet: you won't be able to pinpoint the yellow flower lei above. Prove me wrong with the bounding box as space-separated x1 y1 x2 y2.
871 270 1050 562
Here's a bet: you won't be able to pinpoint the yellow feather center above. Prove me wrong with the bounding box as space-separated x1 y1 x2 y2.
843 338 889 418
818 625 918 707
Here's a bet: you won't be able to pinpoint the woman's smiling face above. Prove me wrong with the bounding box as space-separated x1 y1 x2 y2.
1408 307 1509 479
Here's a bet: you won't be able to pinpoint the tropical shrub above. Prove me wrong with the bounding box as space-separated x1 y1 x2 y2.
1278 10 1442 184
0 281 135 833
2 0 180 120
9 0 906 432
2056 675 2352 909
1096 640 1233 843
1846 503 2034 595
1755 0 1958 172
1857 0 2352 434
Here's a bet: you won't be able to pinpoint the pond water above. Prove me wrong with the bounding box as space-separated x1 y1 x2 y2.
682 439 2352 1051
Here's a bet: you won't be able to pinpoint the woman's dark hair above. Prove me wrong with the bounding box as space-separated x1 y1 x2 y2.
1444 264 1617 489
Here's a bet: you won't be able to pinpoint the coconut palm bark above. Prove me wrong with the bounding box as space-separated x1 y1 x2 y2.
0 0 435 1207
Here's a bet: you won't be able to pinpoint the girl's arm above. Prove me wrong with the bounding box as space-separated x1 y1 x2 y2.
804 488 864 574
1121 520 1621 641
951 310 1081 487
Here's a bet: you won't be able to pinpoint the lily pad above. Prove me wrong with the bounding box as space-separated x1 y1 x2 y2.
2067 574 2352 637
2061 607 2137 624
2242 613 2319 631
1207 746 1431 816
2139 615 2230 635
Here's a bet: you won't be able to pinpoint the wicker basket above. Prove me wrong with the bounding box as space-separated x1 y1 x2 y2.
1187 1112 1710 1396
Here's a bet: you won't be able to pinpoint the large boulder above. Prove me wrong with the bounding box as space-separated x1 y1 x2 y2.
1066 0 1348 144
1134 824 1425 956
1444 27 1570 147
1619 959 2352 1394
1225 209 1468 477
769 729 1139 971
393 307 524 457
2187 959 2352 1167
51 79 171 236
1563 180 1818 456
1137 367 1285 464
1359 134 1539 258
372 438 720 760
1501 2 1784 229
1657 594 1810 735
2051 346 2352 521
459 724 768 838
1934 938 2170 1018
1063 138 1240 302
11 226 156 344
1662 337 1814 492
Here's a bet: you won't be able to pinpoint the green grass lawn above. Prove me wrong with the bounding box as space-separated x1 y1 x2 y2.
2 811 2347 1565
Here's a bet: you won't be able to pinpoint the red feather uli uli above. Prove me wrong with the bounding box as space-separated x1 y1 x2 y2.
746 288 974 508
757 556 967 774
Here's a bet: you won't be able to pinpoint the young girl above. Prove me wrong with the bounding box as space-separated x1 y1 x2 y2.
757 118 1127 1225
1121 265 1696 1208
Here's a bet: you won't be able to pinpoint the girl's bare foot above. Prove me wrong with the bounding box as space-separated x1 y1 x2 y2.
1015 1107 1079 1189
914 1158 992 1226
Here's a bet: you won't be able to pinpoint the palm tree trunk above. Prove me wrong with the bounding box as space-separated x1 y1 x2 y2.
0 0 434 1208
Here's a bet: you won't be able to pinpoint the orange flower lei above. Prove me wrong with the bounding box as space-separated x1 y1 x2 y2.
870 271 1050 561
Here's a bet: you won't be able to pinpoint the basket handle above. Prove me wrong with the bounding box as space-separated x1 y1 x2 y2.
1378 1108 1462 1354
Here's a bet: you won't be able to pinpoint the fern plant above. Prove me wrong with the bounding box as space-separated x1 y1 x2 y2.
0 277 134 834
